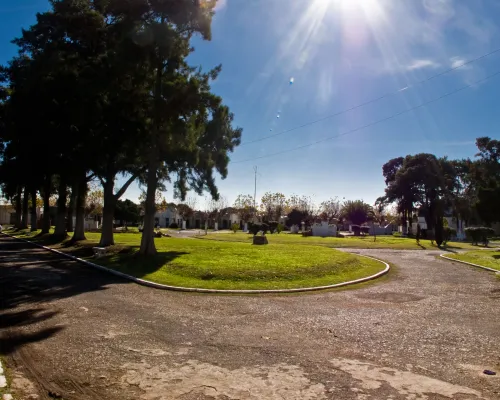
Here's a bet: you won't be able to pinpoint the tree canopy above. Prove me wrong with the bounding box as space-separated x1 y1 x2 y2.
0 0 242 253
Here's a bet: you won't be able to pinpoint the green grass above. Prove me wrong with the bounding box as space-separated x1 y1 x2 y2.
197 232 477 250
4 229 386 290
446 251 500 271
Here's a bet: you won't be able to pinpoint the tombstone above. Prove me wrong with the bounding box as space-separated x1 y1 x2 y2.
244 222 248 232
182 220 187 230
253 235 268 245
311 221 337 237
214 222 218 231
290 224 299 234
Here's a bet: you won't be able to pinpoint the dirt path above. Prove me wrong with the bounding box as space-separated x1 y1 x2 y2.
0 236 499 399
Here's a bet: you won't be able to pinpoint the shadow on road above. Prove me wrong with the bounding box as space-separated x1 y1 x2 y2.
0 237 126 355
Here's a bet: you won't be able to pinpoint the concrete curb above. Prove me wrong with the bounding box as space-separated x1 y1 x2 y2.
1 232 390 294
440 253 500 274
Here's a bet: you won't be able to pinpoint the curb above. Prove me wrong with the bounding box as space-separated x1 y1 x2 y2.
440 253 500 274
1 232 390 294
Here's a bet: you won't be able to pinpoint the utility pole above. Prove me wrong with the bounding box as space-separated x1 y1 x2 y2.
253 166 258 220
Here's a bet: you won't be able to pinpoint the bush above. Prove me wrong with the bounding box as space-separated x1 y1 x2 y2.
351 225 361 236
248 222 269 235
392 231 402 237
465 227 495 246
360 226 370 235
169 222 179 229
231 223 239 233
442 227 457 245
302 230 313 237
276 223 284 234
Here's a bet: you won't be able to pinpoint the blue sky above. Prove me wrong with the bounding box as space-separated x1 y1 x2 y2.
2 0 500 209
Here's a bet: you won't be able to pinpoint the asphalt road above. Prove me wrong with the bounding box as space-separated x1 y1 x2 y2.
0 235 499 400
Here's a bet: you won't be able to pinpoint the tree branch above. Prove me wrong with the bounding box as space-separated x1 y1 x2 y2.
114 172 141 201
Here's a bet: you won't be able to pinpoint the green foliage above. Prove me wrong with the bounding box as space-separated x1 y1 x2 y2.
442 226 457 245
286 209 308 227
342 200 373 226
233 194 255 222
276 223 284 234
248 222 269 235
392 231 402 237
231 223 239 233
115 199 141 224
260 192 287 221
464 227 495 246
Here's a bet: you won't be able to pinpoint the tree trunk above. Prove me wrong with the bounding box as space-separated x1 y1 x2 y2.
139 155 159 255
14 186 22 229
21 187 29 229
30 188 37 232
54 180 67 237
99 178 116 247
41 175 51 234
66 183 77 232
72 177 87 242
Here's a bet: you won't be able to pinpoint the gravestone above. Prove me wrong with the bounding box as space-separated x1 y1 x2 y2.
253 235 269 245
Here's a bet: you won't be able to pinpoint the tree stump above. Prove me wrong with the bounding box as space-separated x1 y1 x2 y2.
252 235 268 245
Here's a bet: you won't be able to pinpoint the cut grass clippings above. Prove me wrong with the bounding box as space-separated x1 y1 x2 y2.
445 250 500 271
4 229 386 290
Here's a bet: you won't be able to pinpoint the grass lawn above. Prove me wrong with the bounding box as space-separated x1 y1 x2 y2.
445 251 500 271
196 232 477 250
3 229 386 290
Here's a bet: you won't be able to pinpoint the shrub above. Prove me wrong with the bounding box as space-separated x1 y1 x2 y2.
442 227 457 245
231 223 239 233
360 226 370 235
351 225 361 236
302 230 313 237
266 221 279 233
248 222 269 235
276 223 284 234
465 227 495 246
392 231 402 237
169 222 179 229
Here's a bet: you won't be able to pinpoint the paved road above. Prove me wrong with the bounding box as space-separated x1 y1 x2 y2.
0 236 499 400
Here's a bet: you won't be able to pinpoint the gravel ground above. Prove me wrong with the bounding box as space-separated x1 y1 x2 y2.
0 236 499 400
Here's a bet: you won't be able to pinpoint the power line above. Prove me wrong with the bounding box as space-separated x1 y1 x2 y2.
240 46 500 146
232 69 500 164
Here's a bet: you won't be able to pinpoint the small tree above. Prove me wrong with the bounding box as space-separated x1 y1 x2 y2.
319 197 341 223
176 204 194 228
233 194 255 227
260 192 287 221
208 196 228 229
342 200 373 226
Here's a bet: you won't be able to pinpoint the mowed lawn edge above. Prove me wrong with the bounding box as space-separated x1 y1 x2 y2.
444 250 500 272
3 230 387 290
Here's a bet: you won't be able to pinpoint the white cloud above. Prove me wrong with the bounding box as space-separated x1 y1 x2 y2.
450 56 471 70
406 59 440 71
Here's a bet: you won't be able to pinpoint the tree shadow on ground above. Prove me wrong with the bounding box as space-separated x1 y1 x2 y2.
0 237 128 355
99 249 189 278
492 255 500 259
